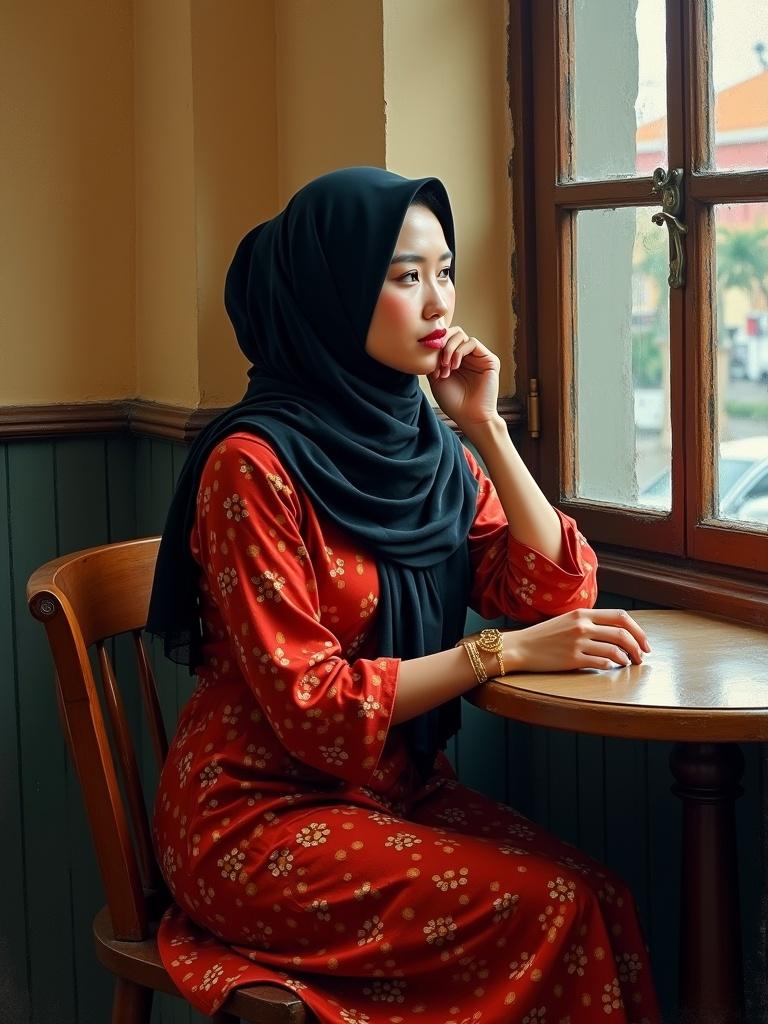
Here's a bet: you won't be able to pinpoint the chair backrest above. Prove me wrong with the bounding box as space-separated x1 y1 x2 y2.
27 537 167 941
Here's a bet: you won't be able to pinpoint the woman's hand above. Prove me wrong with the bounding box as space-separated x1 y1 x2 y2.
427 327 500 431
503 608 651 673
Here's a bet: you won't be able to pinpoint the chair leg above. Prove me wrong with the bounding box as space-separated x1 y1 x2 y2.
112 978 153 1024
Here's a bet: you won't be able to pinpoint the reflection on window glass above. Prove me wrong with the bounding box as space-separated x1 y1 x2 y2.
573 209 671 509
711 0 768 172
713 204 768 528
571 0 667 181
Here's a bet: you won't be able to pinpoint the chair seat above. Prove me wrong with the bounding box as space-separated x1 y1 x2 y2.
93 906 309 1023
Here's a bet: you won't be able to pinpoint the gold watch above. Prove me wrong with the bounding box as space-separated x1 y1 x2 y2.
475 628 506 677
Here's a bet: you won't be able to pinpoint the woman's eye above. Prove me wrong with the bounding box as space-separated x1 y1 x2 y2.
399 270 419 283
439 267 452 279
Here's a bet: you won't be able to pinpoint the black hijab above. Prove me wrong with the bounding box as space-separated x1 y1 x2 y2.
147 167 479 775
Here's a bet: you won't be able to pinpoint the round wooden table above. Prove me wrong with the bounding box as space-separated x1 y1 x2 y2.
467 610 768 1024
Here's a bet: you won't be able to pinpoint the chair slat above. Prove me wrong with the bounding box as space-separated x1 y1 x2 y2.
97 642 161 892
132 630 168 769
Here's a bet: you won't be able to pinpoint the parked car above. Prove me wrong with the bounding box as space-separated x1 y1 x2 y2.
640 435 768 525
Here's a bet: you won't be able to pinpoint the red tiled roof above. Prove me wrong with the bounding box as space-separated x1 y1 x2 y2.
637 69 768 140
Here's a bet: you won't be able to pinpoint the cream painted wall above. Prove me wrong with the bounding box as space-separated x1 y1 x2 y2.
1 1 135 404
134 0 199 408
383 0 514 394
275 0 386 205
190 1 278 407
1 1 513 408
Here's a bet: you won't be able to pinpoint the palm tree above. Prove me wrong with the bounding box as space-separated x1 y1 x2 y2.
716 223 768 307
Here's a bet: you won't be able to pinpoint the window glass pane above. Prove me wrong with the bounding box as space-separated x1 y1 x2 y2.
570 0 667 181
713 203 768 528
711 0 768 172
572 208 671 509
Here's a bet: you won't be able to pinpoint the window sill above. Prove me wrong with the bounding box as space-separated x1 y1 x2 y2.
597 547 768 626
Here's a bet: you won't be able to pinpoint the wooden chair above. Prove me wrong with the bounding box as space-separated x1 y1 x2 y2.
27 537 309 1024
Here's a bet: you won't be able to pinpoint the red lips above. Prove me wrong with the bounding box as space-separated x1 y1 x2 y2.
418 328 447 344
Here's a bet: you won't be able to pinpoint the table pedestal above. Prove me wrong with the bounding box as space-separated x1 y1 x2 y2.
670 742 745 1024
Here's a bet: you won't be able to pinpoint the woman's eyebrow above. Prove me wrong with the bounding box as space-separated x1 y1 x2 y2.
390 250 453 265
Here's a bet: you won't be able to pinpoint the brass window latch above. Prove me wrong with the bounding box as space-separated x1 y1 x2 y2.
651 167 688 289
528 377 540 439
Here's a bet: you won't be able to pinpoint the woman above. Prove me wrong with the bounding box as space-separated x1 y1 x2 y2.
148 167 660 1023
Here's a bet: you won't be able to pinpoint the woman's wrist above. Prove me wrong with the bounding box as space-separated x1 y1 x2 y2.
502 632 522 673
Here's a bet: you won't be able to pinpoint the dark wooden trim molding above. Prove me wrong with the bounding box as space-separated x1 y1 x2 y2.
0 402 127 439
0 400 223 443
0 395 526 443
126 400 223 442
597 548 768 627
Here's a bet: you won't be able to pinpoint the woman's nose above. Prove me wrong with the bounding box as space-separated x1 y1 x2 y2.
424 286 449 319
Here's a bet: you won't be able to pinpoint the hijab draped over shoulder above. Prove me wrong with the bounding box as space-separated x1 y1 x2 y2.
147 166 479 774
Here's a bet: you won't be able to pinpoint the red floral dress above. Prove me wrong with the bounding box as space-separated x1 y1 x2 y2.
153 432 660 1024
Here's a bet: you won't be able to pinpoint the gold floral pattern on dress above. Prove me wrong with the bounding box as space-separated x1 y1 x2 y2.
223 493 249 522
432 867 469 892
565 944 588 975
250 570 285 603
506 821 535 841
194 963 224 993
221 704 241 725
243 744 271 769
177 750 193 787
356 915 383 946
217 566 238 596
492 891 520 922
267 848 294 877
340 1010 371 1024
385 832 422 852
616 951 642 983
601 977 623 1014
358 695 381 719
423 916 457 946
198 761 222 789
521 1009 546 1024
295 822 330 847
162 845 178 878
538 902 566 942
217 847 246 881
360 592 378 618
515 577 536 605
238 457 254 480
319 738 349 767
265 472 292 496
362 978 406 1003
309 898 331 921
548 877 577 903
508 951 535 980
436 807 467 825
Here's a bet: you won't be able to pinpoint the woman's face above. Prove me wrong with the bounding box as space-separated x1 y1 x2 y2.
365 204 455 374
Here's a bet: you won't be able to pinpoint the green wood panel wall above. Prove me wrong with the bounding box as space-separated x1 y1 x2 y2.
1 435 764 1024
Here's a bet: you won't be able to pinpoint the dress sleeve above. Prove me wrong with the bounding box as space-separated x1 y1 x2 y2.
193 435 398 786
463 446 598 623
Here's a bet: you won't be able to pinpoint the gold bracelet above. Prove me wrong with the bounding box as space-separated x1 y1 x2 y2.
475 628 506 677
460 639 488 683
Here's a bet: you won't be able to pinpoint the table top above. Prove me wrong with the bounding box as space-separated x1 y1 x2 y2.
468 610 768 742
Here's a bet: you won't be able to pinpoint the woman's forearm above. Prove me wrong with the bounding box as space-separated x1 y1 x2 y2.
391 645 490 724
465 416 564 565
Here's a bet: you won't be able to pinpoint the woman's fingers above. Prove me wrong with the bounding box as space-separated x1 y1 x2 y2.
578 655 622 671
589 608 651 653
580 640 633 668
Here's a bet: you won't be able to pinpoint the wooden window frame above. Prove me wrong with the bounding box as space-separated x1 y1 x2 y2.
509 0 768 622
